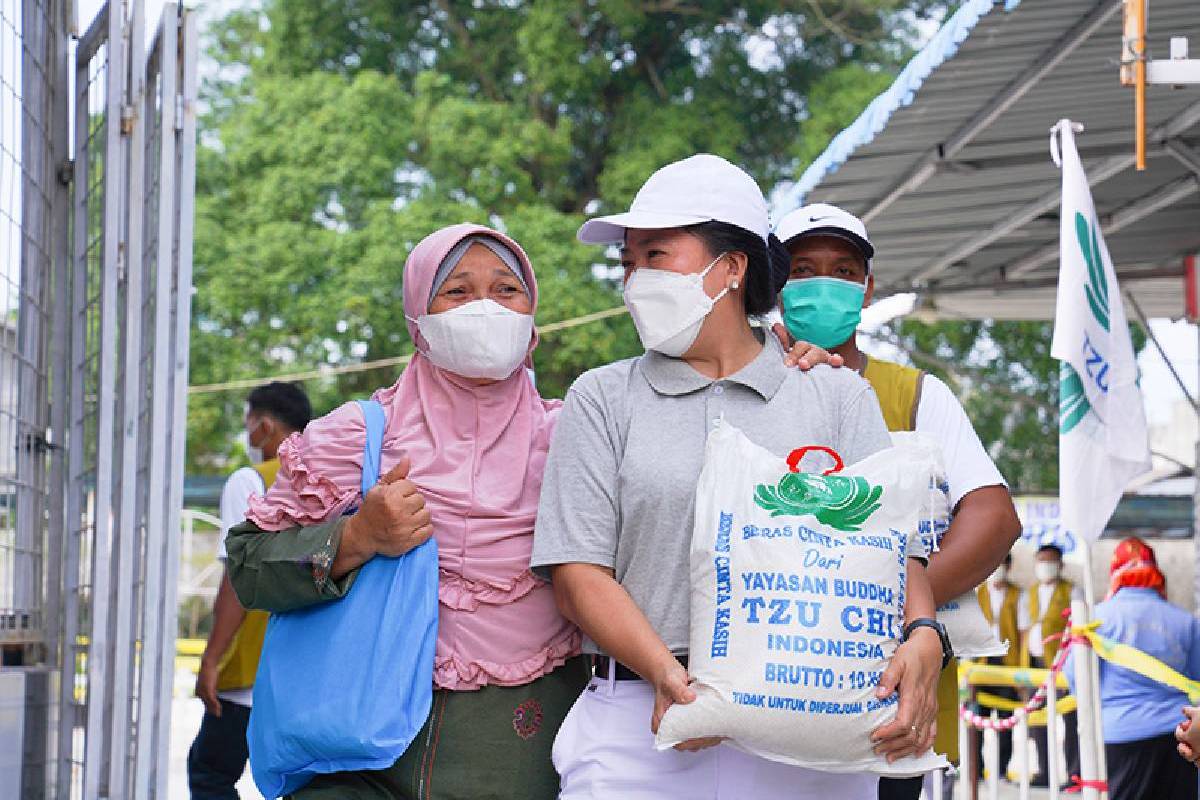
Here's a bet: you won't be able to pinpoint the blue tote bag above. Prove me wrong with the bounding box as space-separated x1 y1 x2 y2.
248 399 439 798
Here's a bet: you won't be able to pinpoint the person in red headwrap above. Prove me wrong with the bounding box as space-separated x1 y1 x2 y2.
1107 536 1167 600
1066 537 1200 800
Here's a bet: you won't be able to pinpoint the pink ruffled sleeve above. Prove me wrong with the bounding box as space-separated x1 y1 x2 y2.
245 401 368 531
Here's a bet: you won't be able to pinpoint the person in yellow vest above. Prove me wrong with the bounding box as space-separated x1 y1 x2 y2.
971 553 1028 782
1024 543 1080 789
189 381 312 800
769 203 1022 800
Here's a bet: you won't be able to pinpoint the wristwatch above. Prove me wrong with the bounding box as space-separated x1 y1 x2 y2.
902 617 953 669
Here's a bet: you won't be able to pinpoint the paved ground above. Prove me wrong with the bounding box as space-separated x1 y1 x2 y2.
165 675 1056 800
169 669 262 799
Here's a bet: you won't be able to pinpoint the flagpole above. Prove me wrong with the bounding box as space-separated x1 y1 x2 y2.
1050 118 1135 798
1085 540 1108 785
1072 539 1105 799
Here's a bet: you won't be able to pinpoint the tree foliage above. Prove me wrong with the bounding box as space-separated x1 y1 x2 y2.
188 0 947 471
879 319 1147 493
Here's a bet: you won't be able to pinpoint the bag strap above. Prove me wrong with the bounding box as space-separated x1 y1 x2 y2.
356 399 387 496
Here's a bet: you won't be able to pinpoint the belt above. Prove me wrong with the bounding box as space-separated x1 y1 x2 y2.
593 654 689 681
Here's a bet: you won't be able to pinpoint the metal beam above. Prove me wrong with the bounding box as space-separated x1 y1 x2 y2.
1166 138 1200 178
1125 290 1199 412
858 0 1121 223
908 98 1200 283
1007 174 1200 276
914 265 1186 295
943 142 1167 174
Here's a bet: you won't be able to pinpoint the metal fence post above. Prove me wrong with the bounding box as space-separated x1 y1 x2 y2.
133 7 180 795
80 1 127 790
154 10 199 797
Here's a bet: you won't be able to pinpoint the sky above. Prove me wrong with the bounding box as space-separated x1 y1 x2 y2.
8 0 1200 456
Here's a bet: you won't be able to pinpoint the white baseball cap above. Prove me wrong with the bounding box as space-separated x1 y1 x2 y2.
774 203 875 262
577 154 770 245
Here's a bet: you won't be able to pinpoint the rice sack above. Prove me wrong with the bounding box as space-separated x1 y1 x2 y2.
655 420 949 777
891 432 1007 660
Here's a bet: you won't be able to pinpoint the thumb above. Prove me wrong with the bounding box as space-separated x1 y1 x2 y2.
669 675 698 705
877 658 903 699
379 456 411 485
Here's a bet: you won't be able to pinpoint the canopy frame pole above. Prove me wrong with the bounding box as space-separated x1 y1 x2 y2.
1125 290 1200 413
1195 322 1200 622
1122 0 1148 170
912 99 1200 283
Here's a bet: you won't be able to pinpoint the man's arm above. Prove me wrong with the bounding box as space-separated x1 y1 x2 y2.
194 571 246 716
197 467 261 715
926 485 1022 605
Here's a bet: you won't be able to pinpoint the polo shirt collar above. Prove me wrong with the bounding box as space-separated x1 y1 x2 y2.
638 330 788 401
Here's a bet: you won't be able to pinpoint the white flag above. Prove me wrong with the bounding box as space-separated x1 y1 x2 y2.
1050 120 1151 543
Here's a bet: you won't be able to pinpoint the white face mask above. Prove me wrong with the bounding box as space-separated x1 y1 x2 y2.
623 252 730 357
990 566 1008 585
412 299 533 381
238 419 265 465
1034 561 1061 583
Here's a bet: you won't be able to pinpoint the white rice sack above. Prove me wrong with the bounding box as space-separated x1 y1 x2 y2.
656 420 948 777
890 432 1007 660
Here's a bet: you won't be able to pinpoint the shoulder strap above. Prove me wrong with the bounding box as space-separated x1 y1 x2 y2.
860 358 923 433
978 584 993 625
909 370 926 431
356 399 387 496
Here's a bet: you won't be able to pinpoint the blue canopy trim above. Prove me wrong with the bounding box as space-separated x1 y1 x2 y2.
780 0 1022 216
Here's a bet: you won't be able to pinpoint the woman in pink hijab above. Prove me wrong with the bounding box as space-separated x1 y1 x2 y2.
225 223 586 799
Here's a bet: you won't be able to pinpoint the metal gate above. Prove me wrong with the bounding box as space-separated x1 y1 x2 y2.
1 0 198 797
1 1 71 796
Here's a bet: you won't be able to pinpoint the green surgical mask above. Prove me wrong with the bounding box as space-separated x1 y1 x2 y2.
779 277 866 349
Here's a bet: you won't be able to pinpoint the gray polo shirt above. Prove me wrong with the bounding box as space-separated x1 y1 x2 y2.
531 334 912 654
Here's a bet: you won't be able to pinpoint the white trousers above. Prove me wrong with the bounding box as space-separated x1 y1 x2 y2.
553 674 877 800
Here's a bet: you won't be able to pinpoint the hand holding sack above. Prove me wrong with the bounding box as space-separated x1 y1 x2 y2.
891 431 1008 660
655 420 948 777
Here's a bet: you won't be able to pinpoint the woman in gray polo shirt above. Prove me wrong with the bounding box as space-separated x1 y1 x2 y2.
531 154 946 799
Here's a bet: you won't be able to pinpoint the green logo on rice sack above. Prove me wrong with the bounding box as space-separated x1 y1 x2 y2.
753 471 883 532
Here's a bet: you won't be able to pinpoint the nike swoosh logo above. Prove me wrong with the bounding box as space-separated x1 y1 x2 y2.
808 215 836 222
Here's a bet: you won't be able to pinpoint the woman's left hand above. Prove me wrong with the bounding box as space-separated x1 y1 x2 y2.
869 628 942 762
770 322 844 371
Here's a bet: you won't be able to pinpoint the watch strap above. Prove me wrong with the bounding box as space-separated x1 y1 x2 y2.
903 617 953 669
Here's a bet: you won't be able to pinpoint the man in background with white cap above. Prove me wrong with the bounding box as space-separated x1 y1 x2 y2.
771 203 1022 800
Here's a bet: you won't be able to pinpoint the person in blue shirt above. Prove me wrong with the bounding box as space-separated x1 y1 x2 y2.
1067 537 1200 800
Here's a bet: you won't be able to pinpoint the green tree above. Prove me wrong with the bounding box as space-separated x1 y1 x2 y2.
188 0 949 471
876 319 1147 493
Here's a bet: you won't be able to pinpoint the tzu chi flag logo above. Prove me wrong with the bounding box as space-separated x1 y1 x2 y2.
1049 120 1150 542
1059 213 1108 435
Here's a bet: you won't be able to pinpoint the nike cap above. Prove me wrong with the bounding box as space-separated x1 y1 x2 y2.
577 154 770 245
774 203 874 262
